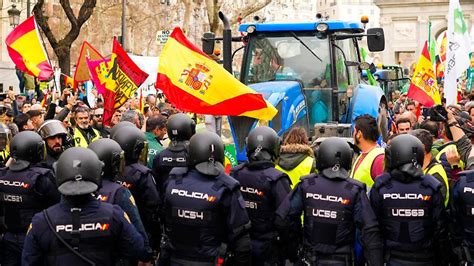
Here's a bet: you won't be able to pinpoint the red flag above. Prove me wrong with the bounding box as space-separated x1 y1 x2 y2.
74 41 104 83
88 39 148 126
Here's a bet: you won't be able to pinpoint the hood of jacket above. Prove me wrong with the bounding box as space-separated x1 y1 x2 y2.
278 144 313 170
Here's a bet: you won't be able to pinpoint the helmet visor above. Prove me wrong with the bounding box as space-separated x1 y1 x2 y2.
38 120 67 139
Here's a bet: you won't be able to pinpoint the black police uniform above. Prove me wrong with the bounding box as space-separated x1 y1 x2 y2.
152 113 195 196
451 170 474 263
97 178 152 256
22 196 149 265
162 167 251 266
0 166 60 265
369 170 445 264
118 163 161 249
152 143 188 196
369 134 446 266
231 161 292 264
277 173 382 265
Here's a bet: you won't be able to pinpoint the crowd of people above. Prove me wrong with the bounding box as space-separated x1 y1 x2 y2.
1 82 474 266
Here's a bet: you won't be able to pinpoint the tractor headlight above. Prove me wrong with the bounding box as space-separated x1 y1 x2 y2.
246 25 256 34
316 23 328 32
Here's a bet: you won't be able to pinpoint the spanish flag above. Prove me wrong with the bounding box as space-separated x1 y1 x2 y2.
5 16 53 81
156 27 277 120
407 41 441 107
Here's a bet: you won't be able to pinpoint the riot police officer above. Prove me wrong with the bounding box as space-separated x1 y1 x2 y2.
230 126 293 265
37 119 72 169
276 137 383 266
450 169 474 263
152 113 195 196
22 147 151 265
0 122 11 167
88 138 153 263
161 131 251 265
369 134 445 265
109 121 135 139
0 131 60 265
112 126 161 251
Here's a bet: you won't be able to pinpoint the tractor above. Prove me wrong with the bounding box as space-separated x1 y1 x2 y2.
203 13 389 161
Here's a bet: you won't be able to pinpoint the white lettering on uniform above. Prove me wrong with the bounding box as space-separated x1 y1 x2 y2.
170 189 215 201
56 223 107 232
305 193 349 204
244 200 258 209
0 180 28 187
3 194 22 202
391 209 425 217
464 187 474 194
241 187 263 195
312 209 337 219
383 193 430 201
177 209 204 220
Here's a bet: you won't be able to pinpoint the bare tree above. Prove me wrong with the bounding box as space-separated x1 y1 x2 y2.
205 0 272 33
33 0 97 76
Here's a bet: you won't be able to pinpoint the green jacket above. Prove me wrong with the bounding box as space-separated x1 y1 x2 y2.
145 131 164 168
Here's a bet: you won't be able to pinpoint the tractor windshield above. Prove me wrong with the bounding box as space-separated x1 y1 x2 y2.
243 32 331 87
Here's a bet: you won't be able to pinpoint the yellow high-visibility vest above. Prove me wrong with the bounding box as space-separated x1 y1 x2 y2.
350 147 384 190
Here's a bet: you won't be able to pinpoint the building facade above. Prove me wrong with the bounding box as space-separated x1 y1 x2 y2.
375 0 474 69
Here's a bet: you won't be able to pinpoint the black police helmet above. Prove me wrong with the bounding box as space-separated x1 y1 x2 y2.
10 131 45 171
109 121 135 139
385 134 424 177
167 113 196 142
189 132 225 176
112 126 146 163
316 137 353 179
246 126 280 162
88 139 123 178
55 147 103 196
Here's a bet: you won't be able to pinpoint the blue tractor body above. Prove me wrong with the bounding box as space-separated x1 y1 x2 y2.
212 18 387 161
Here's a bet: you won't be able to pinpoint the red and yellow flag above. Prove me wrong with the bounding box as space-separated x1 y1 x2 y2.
87 39 148 126
407 41 441 107
74 41 104 83
5 16 53 81
62 73 75 88
156 27 277 120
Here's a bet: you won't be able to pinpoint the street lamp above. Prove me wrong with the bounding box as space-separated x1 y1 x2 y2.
7 5 21 28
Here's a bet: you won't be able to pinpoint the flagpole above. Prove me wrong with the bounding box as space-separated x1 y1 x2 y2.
34 12 60 96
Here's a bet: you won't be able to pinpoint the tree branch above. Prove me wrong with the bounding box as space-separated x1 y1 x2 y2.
33 0 59 48
229 0 271 25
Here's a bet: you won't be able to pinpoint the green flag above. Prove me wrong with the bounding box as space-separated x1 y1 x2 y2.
360 47 377 86
428 21 436 65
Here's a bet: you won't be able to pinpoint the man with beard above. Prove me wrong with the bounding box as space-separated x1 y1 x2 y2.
350 114 385 191
91 108 110 138
73 106 100 147
37 120 71 169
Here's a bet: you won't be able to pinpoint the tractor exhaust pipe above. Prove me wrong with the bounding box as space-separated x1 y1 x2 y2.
219 11 232 74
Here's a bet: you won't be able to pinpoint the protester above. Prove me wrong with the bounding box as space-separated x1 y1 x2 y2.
275 127 315 187
145 114 167 167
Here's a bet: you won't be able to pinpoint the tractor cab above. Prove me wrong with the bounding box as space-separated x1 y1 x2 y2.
203 14 386 161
